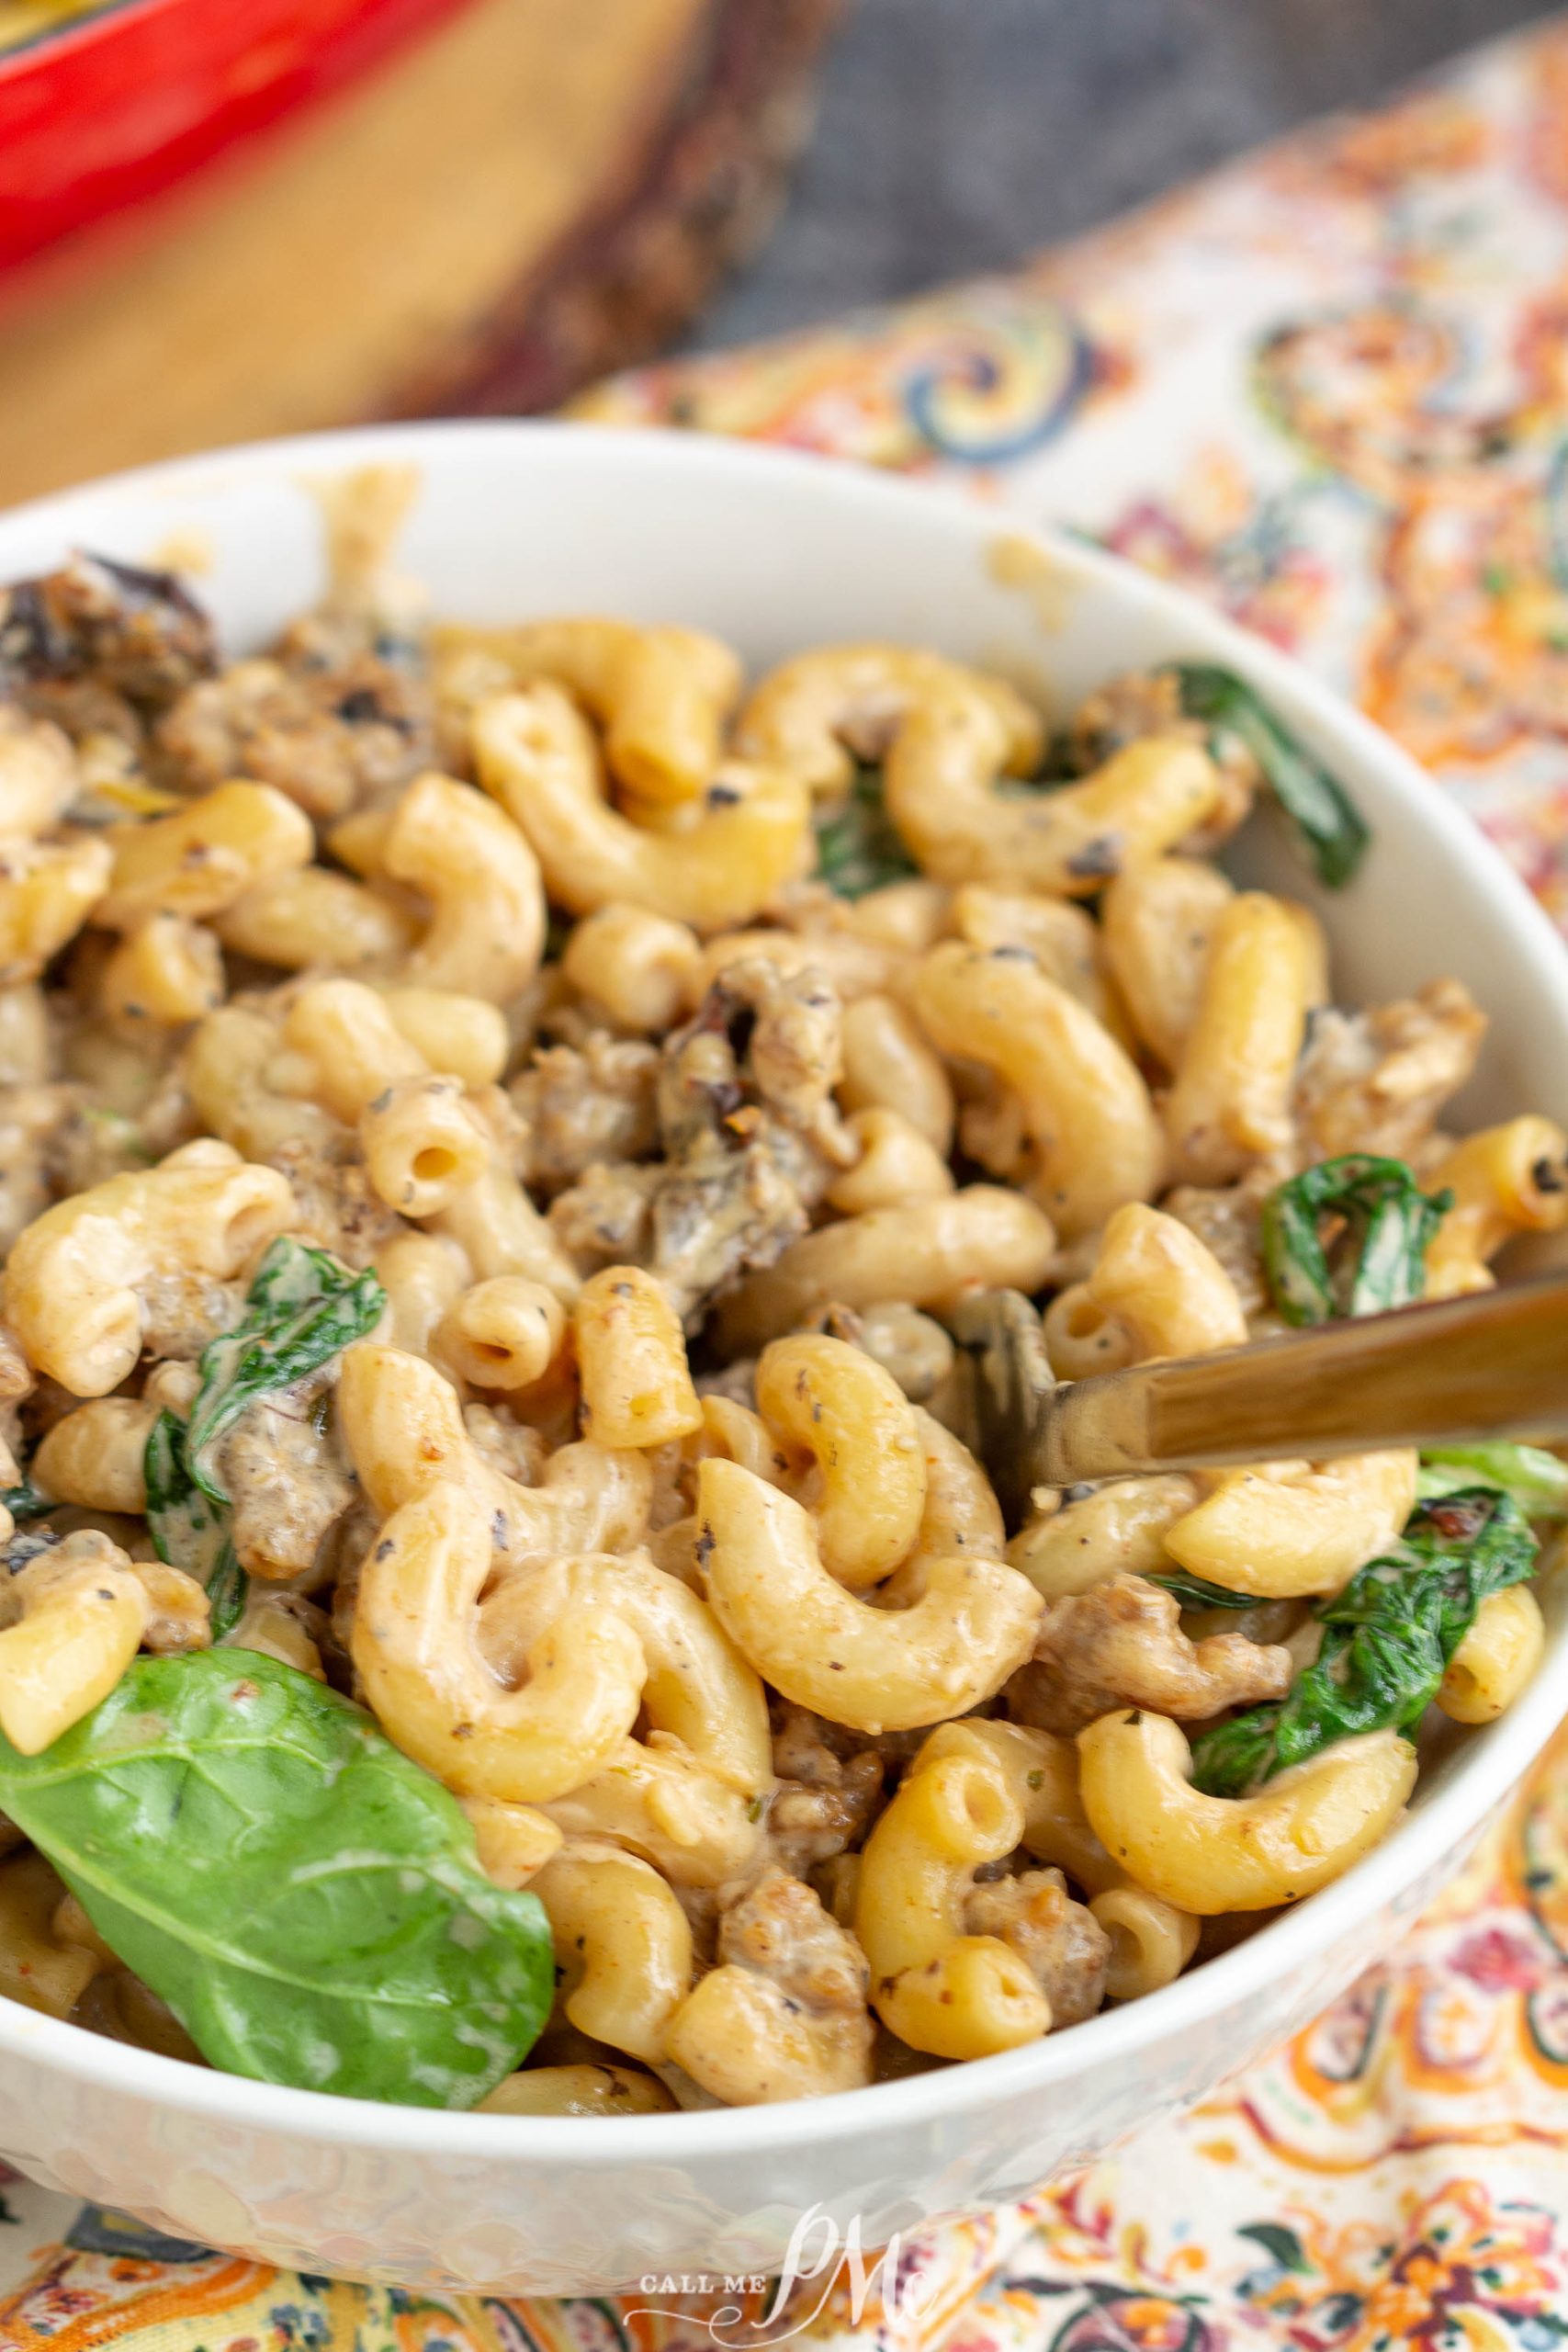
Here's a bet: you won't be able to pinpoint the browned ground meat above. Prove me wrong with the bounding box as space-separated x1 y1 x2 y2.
1072 666 1191 762
510 1035 660 1193
1163 1176 1273 1319
766 1702 886 1878
132 1267 244 1366
1009 1572 1293 1736
1293 979 1487 1163
964 1867 1109 2025
217 1380 357 1584
550 960 848 1327
262 1141 403 1267
157 652 434 820
0 556 216 716
716 1865 873 2052
0 1084 81 1258
547 1160 656 1265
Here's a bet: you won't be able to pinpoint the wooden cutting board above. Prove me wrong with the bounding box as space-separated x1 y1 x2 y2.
0 0 839 506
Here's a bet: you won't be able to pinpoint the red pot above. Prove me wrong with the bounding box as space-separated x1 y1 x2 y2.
0 0 474 275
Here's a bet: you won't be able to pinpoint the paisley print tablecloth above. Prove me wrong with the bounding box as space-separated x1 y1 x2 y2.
7 17 1568 2351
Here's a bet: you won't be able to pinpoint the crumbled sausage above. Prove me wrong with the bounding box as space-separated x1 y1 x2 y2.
1163 1176 1273 1319
550 960 851 1326
510 1035 660 1193
766 1703 886 1877
964 1867 1109 2025
716 1863 873 2071
1294 979 1487 1163
0 555 216 716
217 1379 357 1584
1009 1572 1293 1736
157 653 434 820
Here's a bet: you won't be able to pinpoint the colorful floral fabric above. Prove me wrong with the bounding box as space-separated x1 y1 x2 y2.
7 17 1568 2351
581 17 1568 933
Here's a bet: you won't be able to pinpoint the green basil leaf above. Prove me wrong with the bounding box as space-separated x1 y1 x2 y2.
1172 663 1371 888
0 1650 552 2108
815 765 919 899
185 1237 385 1505
1190 1488 1539 1795
1417 1442 1568 1521
1259 1154 1452 1328
1149 1566 1263 1611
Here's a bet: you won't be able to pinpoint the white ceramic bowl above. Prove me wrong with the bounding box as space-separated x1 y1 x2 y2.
0 423 1564 2297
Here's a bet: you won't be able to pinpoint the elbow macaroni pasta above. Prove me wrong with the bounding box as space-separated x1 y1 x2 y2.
1424 1116 1568 1296
1438 1585 1545 1722
0 548 1551 2116
1163 892 1325 1184
5 1141 294 1395
1077 1710 1416 1913
697 1458 1041 1734
472 685 811 933
1100 855 1235 1070
911 941 1163 1238
1044 1203 1247 1375
1164 1449 1418 1600
443 615 741 808
854 1737 1051 2057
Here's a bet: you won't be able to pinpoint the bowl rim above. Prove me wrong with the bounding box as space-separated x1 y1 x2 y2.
0 415 1563 2162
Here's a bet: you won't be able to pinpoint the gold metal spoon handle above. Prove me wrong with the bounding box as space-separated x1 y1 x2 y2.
1032 1270 1568 1487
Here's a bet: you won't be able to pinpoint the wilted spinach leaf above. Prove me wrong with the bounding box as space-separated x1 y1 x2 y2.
185 1237 385 1504
1150 1566 1269 1611
1416 1442 1568 1521
815 765 919 899
0 1479 49 1523
143 1238 384 1642
143 1410 246 1640
0 1650 552 2107
1190 1489 1538 1796
1260 1154 1451 1327
1172 663 1371 888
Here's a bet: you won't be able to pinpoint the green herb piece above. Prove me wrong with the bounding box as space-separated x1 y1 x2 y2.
201 1545 248 1644
0 1650 551 2107
1190 1488 1538 1796
142 1238 384 1643
1416 1442 1568 1521
76 1105 153 1170
185 1237 384 1505
1190 1707 1281 1798
143 1408 249 1638
1260 1154 1452 1327
0 1479 49 1523
1150 1566 1265 1611
815 765 919 899
1172 663 1371 888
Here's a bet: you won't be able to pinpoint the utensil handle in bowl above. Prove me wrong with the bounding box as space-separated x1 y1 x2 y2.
1036 1270 1568 1483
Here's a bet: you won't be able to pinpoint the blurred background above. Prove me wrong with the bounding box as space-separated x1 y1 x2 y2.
0 0 1548 504
693 0 1549 349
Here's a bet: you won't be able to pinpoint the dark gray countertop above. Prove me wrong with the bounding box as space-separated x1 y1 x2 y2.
693 0 1552 350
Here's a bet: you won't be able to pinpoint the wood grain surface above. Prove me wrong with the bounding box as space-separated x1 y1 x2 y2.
0 0 840 504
